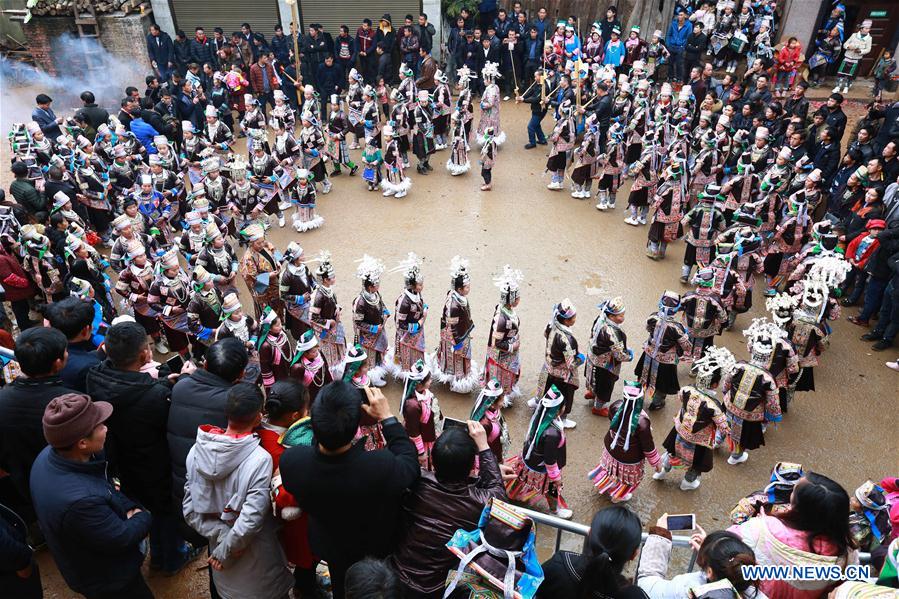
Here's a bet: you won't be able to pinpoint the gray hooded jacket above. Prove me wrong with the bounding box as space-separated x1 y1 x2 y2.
183 426 293 599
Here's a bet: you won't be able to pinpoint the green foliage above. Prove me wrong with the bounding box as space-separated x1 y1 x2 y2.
442 0 478 20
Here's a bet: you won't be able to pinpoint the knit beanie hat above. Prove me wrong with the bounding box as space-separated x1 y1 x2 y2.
42 394 113 449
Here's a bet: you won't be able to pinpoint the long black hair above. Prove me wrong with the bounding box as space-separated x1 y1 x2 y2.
779 471 853 555
696 531 758 593
265 380 308 422
579 506 642 599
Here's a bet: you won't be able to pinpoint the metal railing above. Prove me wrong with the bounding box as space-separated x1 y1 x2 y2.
512 506 872 569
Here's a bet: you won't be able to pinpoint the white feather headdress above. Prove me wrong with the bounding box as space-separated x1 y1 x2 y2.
356 254 386 286
390 252 424 286
494 264 523 302
449 255 470 287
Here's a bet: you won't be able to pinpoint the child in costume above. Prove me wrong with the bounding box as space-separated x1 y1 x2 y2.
361 136 383 191
588 381 662 503
288 329 332 405
435 256 479 393
484 265 523 407
470 378 511 463
401 359 443 470
479 127 497 191
343 344 385 451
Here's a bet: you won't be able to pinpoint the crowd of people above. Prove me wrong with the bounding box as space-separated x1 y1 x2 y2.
1 1 899 598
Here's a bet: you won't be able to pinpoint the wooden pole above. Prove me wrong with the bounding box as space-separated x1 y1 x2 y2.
288 0 301 83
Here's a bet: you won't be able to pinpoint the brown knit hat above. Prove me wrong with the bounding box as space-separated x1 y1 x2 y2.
42 393 113 449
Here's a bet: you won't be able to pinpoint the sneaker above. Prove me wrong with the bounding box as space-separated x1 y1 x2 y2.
526 396 539 409
886 361 899 372
680 477 701 491
652 469 667 480
624 216 638 225
840 297 857 306
610 492 633 504
536 139 548 145
608 202 616 209
638 215 647 224
503 95 510 101
331 169 342 177
562 418 577 429
501 395 513 408
596 201 607 210
872 339 892 351
155 338 169 354
524 143 537 149
395 190 407 198
322 183 332 194
861 332 880 341
278 214 285 228
832 85 842 93
727 451 749 465
383 189 395 197
162 544 205 577
555 507 574 520
842 86 850 94
591 406 609 417
480 184 492 191
847 316 869 327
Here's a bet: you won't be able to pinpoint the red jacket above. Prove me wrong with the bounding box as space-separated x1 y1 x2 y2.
776 45 801 71
846 233 880 269
0 250 37 302
249 62 280 94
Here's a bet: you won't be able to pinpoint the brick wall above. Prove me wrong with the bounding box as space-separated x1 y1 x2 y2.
23 12 152 76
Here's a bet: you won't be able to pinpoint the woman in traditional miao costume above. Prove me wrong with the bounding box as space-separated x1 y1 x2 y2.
343 344 385 451
470 379 511 463
401 359 443 470
352 254 390 388
446 111 471 176
484 265 523 407
588 381 661 503
434 255 479 393
380 124 412 198
476 61 505 147
309 251 347 379
390 252 427 378
505 385 573 520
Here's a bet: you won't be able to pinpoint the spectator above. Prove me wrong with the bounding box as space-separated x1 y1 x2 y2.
856 220 899 327
75 91 109 131
117 96 137 131
30 393 153 598
316 54 344 103
638 521 763 598
416 46 437 92
44 297 101 392
280 382 419 599
167 337 249 509
31 93 63 139
415 13 436 53
302 25 329 84
128 107 160 154
189 26 215 67
399 26 421 77
146 23 175 81
884 176 899 227
842 219 886 307
850 127 876 164
539 506 645 597
599 6 622 47
812 127 840 188
345 558 401 598
9 162 46 222
173 30 192 76
270 24 290 65
665 12 692 83
823 93 848 142
729 472 855 599
0 501 42 598
183 383 293 599
249 53 279 116
85 321 198 574
0 238 37 329
251 33 270 61
0 327 73 517
210 27 227 67
391 422 506 596
684 21 708 76
334 25 357 79
783 81 810 124
356 19 378 84
376 43 392 86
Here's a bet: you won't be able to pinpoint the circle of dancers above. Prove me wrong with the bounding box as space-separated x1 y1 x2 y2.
6 51 863 521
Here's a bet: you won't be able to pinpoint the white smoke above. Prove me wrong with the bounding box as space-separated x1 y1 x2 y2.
0 32 147 133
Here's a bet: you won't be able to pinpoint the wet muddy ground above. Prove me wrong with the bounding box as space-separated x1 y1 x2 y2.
5 99 897 598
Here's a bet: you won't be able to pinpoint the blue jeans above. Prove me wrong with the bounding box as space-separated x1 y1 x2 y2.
527 112 546 144
845 268 868 304
859 277 888 321
873 281 899 342
149 513 191 572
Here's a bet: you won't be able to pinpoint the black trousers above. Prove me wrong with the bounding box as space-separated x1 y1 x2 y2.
481 166 492 184
85 573 153 599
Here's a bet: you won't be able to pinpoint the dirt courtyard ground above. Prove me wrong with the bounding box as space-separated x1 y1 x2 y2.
3 94 896 598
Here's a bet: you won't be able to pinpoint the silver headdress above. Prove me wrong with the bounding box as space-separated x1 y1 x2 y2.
494 264 523 305
743 318 787 366
481 61 502 81
766 292 799 327
449 255 470 289
315 250 335 280
391 252 424 287
693 345 736 390
356 254 386 287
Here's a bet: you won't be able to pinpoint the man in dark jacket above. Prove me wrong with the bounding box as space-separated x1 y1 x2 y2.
167 337 248 506
86 321 197 574
520 68 549 148
31 93 62 139
302 25 329 83
416 46 437 92
173 30 192 76
270 24 291 65
869 101 899 154
684 23 708 76
783 81 810 124
316 55 345 114
861 223 899 350
357 19 378 83
823 92 848 142
31 393 153 598
390 423 505 597
812 127 840 188
333 25 357 79
189 27 215 69
415 13 436 52
281 383 419 599
0 327 73 519
146 23 175 81
9 162 46 221
75 91 109 131
0 502 41 598
376 43 393 85
44 298 100 393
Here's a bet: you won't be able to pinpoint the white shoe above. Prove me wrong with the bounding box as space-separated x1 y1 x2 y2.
887 361 899 372
562 418 577 429
322 183 332 194
607 202 616 210
842 86 850 94
610 492 633 503
570 189 581 198
526 397 539 409
547 181 562 190
652 469 667 480
727 451 749 465
582 190 591 198
680 477 701 491
278 201 291 211
555 507 573 520
596 201 607 210
502 395 513 408
624 216 638 226
395 190 407 198
383 189 395 197
832 85 841 93
638 215 647 224
154 339 169 354
503 95 510 101
278 214 285 228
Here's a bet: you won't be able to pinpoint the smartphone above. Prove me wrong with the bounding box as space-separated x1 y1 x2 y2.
165 354 185 374
666 513 697 531
443 417 468 431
